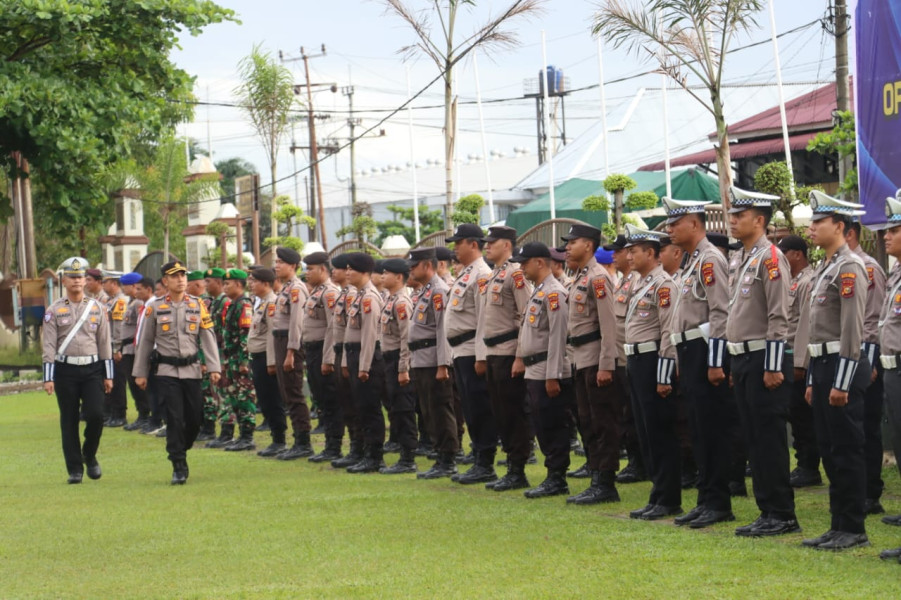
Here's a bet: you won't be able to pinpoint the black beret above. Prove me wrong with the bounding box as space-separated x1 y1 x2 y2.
603 234 628 251
331 253 350 270
304 251 330 267
373 259 386 274
276 247 301 265
252 267 276 283
561 223 602 242
549 247 567 262
485 226 517 242
510 241 551 263
435 246 455 262
381 258 410 275
346 252 375 273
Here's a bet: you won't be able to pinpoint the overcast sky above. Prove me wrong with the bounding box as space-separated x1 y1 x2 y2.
171 1 848 198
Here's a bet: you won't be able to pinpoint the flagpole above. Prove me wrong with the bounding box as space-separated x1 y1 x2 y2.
406 66 421 242
541 30 556 235
768 0 796 199
473 52 495 224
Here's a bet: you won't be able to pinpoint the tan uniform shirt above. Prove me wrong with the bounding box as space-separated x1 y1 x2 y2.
381 288 413 373
133 294 220 379
446 257 492 360
725 234 790 371
878 264 901 355
119 297 144 355
342 281 383 372
788 266 814 368
613 271 636 368
42 295 113 382
807 243 867 391
303 280 340 365
409 274 452 369
567 256 618 371
477 258 532 358
248 291 277 366
327 285 357 363
672 237 730 368
271 276 308 351
108 292 128 353
854 245 887 365
518 273 570 380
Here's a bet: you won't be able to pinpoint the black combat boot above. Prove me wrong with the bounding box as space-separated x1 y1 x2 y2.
347 445 386 474
278 431 314 460
615 453 646 484
205 424 234 448
225 425 256 452
257 429 287 457
417 453 458 479
490 462 530 492
171 460 187 485
567 462 591 478
331 440 364 468
524 469 569 498
380 447 418 474
566 470 620 505
454 450 498 485
195 418 217 441
310 437 344 463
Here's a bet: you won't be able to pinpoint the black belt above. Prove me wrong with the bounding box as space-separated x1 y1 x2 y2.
383 348 400 360
303 340 324 350
156 353 199 367
522 351 548 366
272 329 289 338
567 330 601 347
344 341 380 352
409 338 437 351
448 330 476 347
484 330 518 347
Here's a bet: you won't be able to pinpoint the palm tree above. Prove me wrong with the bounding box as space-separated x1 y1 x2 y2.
382 0 545 228
593 0 765 209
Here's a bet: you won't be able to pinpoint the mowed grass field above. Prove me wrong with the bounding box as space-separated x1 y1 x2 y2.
2 391 901 599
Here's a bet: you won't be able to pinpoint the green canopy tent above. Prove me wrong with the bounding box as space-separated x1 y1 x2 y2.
505 168 721 233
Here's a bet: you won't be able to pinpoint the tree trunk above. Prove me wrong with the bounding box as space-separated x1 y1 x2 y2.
614 189 623 231
444 71 455 230
711 90 733 211
163 210 170 261
270 161 279 254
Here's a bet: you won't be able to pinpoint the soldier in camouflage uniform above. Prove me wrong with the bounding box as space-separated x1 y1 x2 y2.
189 271 217 441
204 268 237 448
220 269 257 451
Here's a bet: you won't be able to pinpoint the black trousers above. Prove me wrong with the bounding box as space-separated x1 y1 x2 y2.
731 349 795 520
250 352 287 444
155 376 202 463
273 336 310 439
627 352 681 508
486 355 532 466
675 338 733 512
450 368 466 443
55 362 105 474
573 365 623 473
334 347 361 444
304 341 342 442
789 367 820 471
412 366 458 454
453 355 498 455
617 365 640 461
105 356 128 419
526 378 572 471
810 354 870 534
383 350 418 451
119 353 150 418
863 362 885 501
883 368 901 481
345 346 386 448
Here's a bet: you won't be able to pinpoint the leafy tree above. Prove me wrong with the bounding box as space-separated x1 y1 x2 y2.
603 173 637 230
215 157 257 199
807 110 857 198
383 0 546 228
625 190 659 211
594 0 765 209
264 196 315 253
0 0 235 215
336 202 378 244
376 203 445 245
753 160 808 228
582 194 611 212
451 194 485 225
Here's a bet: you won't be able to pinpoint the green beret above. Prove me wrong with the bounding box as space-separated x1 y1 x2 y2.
204 267 226 279
224 269 248 281
187 270 205 282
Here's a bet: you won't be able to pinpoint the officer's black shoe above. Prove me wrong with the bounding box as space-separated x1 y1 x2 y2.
383 441 401 454
256 420 270 432
414 442 433 457
615 460 646 484
688 508 736 529
640 505 683 521
526 451 538 465
457 450 475 465
879 547 901 560
205 425 234 448
309 441 343 463
67 472 83 485
865 498 886 515
124 417 147 432
491 467 530 492
417 456 458 480
108 418 126 427
140 420 161 434
278 443 314 461
194 430 215 442
815 531 870 551
154 425 167 438
882 514 901 527
566 471 620 505
566 462 591 479
801 530 838 548
454 464 498 485
225 437 256 452
380 449 418 475
311 424 326 435
524 471 569 499
347 449 386 474
332 442 364 468
734 516 767 536
674 505 707 526
741 517 801 537
630 504 656 519
681 470 698 489
171 460 187 485
729 480 748 497
257 442 287 457
570 438 584 456
85 458 102 480
789 466 822 488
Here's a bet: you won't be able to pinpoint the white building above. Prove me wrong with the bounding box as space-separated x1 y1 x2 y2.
181 155 222 270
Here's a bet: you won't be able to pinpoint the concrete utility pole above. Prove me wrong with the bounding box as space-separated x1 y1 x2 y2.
301 45 329 250
342 82 360 206
831 0 852 187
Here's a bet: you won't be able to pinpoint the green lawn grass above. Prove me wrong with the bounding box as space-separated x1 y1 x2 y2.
2 391 900 599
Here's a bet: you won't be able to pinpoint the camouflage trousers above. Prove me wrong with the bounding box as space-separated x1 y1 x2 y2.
201 373 230 425
221 364 257 430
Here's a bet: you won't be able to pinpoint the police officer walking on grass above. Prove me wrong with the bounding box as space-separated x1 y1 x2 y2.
725 187 800 538
511 242 573 499
43 257 114 484
134 261 221 485
800 191 871 551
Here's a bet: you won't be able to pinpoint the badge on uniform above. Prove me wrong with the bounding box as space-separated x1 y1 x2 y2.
657 287 671 308
764 257 780 280
44 312 52 322
840 272 856 298
701 262 715 286
513 271 526 289
397 303 407 320
593 277 606 299
528 314 536 323
240 303 252 328
363 298 372 313
548 292 560 311
326 292 337 309
433 293 444 311
291 287 300 303
452 298 459 306
478 278 488 294
267 303 275 317
867 266 875 288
